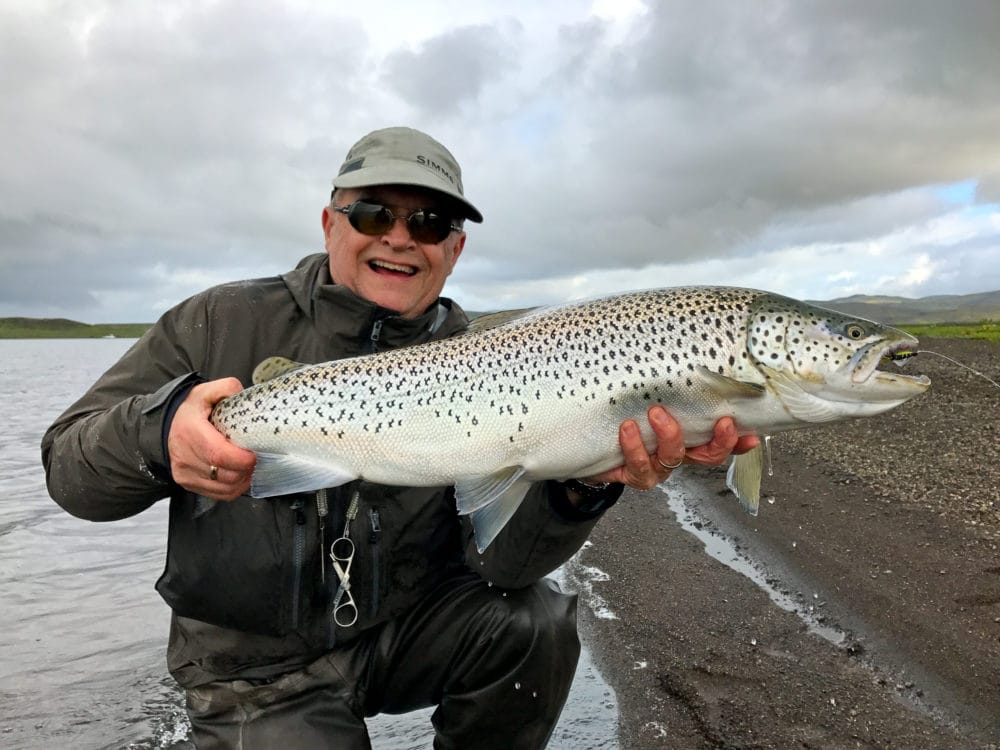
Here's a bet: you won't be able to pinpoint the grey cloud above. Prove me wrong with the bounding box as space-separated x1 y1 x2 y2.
2 2 368 233
498 0 1000 276
380 22 521 114
2 1 997 323
979 174 1000 204
0 1 373 319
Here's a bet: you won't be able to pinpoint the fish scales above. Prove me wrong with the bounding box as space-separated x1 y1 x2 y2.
214 288 755 482
210 286 930 550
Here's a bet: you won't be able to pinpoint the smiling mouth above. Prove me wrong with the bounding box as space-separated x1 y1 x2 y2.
369 259 417 276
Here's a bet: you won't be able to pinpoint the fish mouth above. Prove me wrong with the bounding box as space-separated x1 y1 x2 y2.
851 337 930 391
369 259 417 276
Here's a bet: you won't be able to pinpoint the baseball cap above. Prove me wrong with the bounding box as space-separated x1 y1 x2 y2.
333 126 483 223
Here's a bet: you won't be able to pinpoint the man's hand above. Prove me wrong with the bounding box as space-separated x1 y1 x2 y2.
167 378 256 500
584 406 759 490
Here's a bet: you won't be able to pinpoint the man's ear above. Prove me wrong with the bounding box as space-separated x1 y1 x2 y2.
321 206 333 238
447 232 466 274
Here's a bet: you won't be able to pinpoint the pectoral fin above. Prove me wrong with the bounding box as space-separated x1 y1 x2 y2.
726 444 763 516
250 452 356 497
760 366 841 423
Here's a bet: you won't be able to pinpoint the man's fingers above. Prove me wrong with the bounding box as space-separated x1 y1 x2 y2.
685 417 740 466
619 420 651 472
168 377 256 499
648 407 685 469
585 412 756 491
734 434 761 454
617 414 680 490
191 377 245 415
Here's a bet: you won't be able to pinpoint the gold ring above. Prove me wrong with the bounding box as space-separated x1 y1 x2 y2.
209 465 219 481
657 457 683 471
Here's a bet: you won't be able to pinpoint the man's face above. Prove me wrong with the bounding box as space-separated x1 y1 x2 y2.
322 185 466 319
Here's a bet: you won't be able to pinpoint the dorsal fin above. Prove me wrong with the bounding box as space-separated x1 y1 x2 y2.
464 307 539 335
252 356 307 385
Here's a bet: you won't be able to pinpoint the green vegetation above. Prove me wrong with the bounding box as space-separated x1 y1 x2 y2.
3 317 998 342
0 317 151 339
899 321 1000 342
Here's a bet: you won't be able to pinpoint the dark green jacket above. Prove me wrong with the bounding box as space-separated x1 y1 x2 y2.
42 253 602 687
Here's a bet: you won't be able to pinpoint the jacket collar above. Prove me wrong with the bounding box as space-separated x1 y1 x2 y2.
281 253 468 352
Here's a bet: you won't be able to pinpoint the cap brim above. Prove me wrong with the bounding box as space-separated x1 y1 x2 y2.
333 161 483 223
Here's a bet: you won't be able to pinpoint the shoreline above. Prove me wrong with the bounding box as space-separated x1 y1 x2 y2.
570 337 999 749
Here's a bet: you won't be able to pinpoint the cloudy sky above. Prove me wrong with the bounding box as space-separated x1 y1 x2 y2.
2 0 999 323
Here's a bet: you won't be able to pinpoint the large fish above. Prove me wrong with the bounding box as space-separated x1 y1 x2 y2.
210 287 929 550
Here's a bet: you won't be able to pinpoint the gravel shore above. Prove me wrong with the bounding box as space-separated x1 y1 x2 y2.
568 337 1000 749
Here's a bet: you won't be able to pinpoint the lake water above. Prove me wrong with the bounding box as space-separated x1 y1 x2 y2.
0 339 618 749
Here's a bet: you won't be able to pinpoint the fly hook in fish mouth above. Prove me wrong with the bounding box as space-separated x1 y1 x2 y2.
881 349 1000 390
851 340 925 385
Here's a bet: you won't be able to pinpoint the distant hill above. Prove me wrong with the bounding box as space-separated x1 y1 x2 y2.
806 290 1000 324
2 289 998 338
0 317 152 339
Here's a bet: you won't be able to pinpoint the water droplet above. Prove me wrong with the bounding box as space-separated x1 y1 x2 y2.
532 691 538 698
514 682 521 690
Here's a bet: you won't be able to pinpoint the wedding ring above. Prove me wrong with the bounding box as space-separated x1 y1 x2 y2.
657 457 683 471
209 465 219 481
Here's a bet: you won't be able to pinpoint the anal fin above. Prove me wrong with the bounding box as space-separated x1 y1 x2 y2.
455 466 533 552
468 477 535 553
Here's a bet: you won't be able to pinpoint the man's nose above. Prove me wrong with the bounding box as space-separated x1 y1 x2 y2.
381 215 415 247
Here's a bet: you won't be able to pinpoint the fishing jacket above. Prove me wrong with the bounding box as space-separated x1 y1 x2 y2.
41 253 607 687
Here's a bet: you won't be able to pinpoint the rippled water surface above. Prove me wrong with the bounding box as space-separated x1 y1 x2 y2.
0 339 617 749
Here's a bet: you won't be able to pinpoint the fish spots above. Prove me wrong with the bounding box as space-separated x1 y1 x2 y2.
210 286 779 465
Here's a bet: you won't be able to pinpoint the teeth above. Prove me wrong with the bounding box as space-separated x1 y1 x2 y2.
371 259 416 275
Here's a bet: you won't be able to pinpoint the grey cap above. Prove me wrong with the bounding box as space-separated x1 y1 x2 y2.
332 126 483 223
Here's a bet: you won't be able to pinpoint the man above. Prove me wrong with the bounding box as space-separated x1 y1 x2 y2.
42 126 754 749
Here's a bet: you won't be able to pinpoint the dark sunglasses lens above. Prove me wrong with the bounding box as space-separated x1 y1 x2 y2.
406 211 452 243
346 201 454 243
347 202 393 235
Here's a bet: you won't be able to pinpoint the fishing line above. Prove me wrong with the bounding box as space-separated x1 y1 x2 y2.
885 350 1000 390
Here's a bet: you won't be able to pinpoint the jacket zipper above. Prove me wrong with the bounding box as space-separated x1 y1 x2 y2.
316 489 329 584
368 507 382 618
290 497 307 631
365 318 384 354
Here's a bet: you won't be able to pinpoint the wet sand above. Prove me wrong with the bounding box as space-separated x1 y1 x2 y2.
573 338 1000 749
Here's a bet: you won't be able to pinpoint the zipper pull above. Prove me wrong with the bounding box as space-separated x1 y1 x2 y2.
369 319 384 351
368 508 381 544
316 489 329 584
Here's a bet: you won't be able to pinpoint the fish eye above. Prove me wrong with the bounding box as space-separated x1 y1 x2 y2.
845 324 865 339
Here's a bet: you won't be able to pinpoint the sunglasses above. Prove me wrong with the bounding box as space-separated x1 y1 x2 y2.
332 200 462 244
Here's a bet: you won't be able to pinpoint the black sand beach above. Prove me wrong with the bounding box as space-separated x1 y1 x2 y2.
572 338 1000 749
